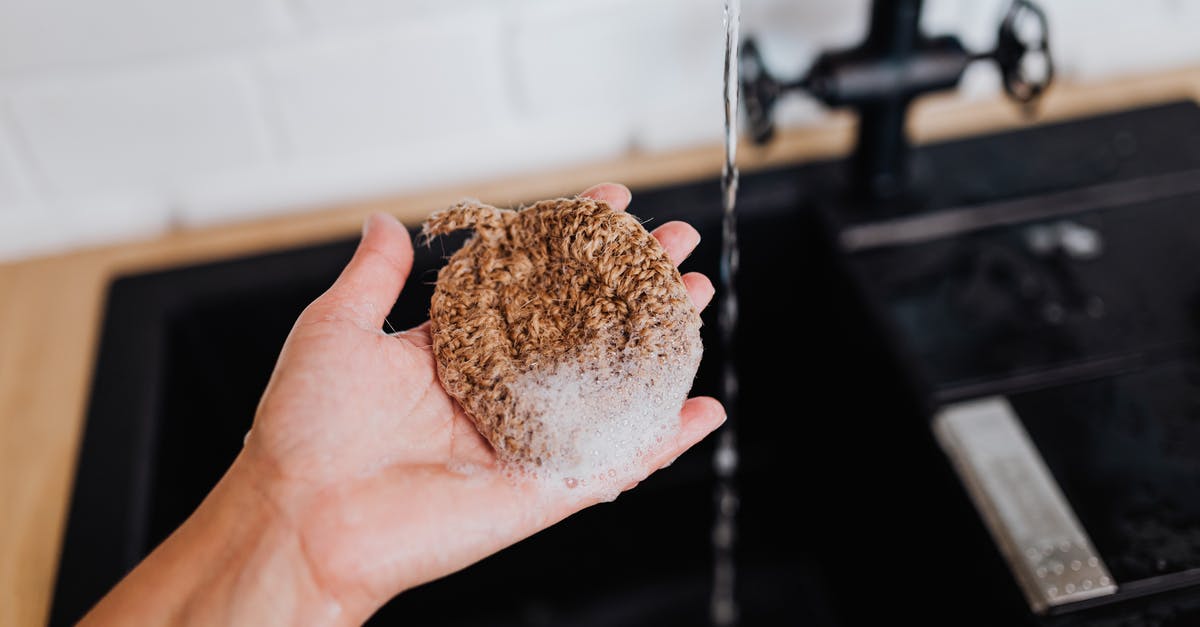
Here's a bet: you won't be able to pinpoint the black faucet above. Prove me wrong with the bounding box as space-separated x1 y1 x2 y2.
742 0 1053 204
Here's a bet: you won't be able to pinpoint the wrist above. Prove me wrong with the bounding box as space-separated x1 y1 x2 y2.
182 452 363 626
82 452 370 626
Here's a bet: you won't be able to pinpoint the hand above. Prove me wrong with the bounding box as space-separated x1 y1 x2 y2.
81 183 724 626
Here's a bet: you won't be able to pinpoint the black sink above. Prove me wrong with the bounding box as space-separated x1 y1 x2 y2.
52 102 1200 626
52 167 864 627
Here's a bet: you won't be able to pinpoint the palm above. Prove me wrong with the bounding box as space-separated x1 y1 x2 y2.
241 185 724 610
256 320 484 478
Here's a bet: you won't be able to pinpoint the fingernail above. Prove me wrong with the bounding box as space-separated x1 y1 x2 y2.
363 212 396 238
617 184 632 204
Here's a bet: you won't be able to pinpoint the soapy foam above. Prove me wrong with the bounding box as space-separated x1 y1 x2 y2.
504 345 694 500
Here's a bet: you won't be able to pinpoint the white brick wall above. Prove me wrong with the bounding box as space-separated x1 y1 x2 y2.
1045 0 1200 80
11 62 272 194
290 0 497 29
512 0 645 125
0 0 1198 261
0 117 35 209
259 11 508 157
0 0 293 75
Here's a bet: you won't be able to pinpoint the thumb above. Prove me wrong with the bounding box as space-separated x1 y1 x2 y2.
318 212 414 329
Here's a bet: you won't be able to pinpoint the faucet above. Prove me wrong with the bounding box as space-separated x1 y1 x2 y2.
741 0 1052 204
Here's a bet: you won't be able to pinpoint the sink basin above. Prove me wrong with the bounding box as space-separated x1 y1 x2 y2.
52 169 864 626
52 101 1200 626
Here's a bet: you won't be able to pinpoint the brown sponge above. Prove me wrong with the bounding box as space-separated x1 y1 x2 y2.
423 196 703 475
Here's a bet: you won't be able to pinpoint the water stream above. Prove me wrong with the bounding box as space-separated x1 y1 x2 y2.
711 1 741 625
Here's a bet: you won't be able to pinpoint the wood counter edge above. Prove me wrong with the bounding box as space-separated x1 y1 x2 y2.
2 67 1198 626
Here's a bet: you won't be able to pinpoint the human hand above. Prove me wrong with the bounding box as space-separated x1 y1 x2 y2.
81 183 723 626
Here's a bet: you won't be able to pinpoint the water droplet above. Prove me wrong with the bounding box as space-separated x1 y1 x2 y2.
1065 583 1076 594
714 446 739 475
1070 560 1082 571
564 477 578 489
1044 302 1065 324
718 490 739 515
712 519 735 547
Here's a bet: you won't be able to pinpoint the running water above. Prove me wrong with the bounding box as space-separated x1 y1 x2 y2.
711 1 741 625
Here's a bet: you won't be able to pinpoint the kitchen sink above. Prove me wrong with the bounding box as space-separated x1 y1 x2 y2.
51 163 862 627
52 102 1200 626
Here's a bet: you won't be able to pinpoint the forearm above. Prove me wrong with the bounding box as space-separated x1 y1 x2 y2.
80 454 359 627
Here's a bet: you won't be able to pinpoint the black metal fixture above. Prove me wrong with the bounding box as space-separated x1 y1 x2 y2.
742 0 1052 203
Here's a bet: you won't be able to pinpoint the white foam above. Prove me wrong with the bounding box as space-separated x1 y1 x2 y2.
506 346 697 501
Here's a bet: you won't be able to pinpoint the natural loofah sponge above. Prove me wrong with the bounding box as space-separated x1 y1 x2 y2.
423 196 703 480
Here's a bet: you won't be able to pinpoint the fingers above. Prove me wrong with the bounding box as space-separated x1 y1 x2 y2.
579 183 631 212
507 396 726 532
580 183 701 268
580 183 710 310
682 272 715 310
317 212 414 328
643 397 726 475
650 221 701 266
445 396 725 576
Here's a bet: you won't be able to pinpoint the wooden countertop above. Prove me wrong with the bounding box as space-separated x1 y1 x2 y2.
3 68 1200 626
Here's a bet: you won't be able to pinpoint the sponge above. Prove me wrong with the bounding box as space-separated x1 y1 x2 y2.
423 196 703 483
